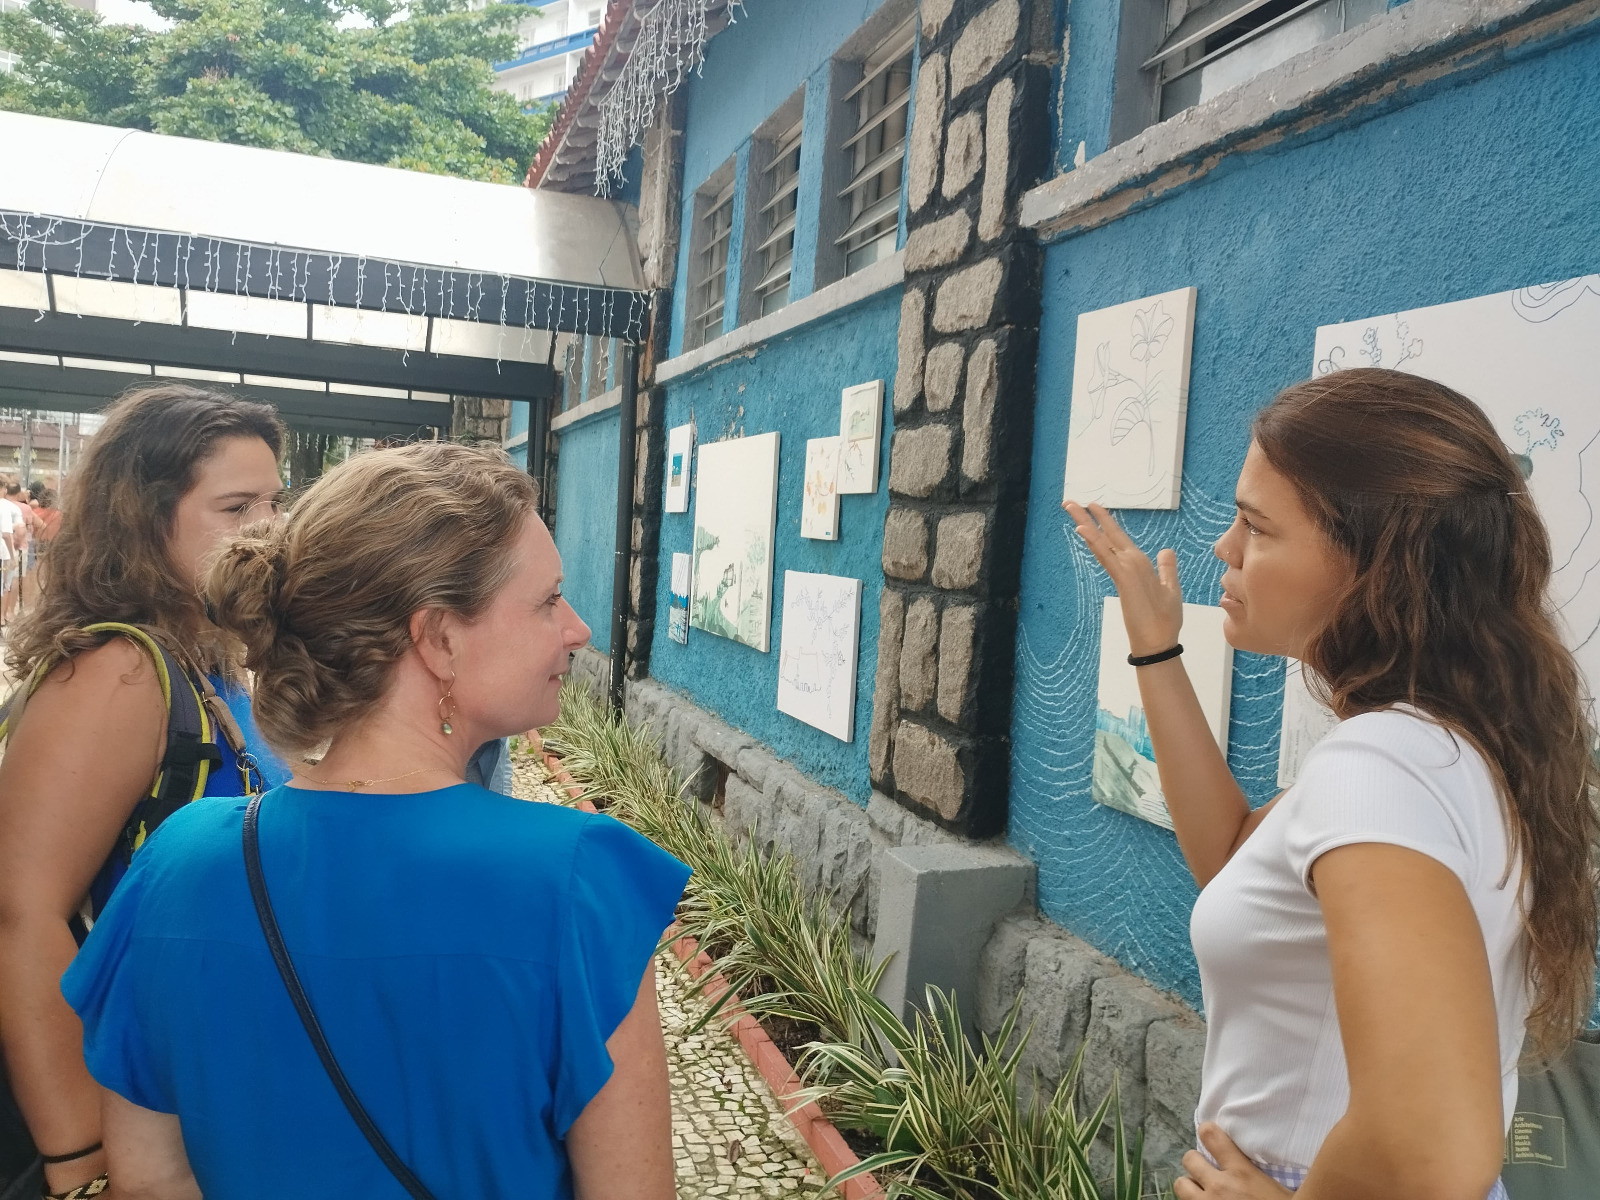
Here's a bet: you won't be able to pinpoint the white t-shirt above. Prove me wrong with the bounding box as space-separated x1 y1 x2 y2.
0 499 22 562
1190 707 1529 1170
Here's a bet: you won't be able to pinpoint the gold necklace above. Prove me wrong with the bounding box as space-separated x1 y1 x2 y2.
305 765 456 792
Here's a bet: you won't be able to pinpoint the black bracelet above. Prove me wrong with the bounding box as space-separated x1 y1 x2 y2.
40 1141 102 1165
1127 644 1183 667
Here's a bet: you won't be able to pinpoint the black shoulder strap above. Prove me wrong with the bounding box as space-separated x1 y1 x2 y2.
242 795 440 1200
123 639 223 861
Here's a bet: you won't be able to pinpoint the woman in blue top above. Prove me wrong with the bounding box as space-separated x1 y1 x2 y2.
0 384 289 1200
62 441 688 1200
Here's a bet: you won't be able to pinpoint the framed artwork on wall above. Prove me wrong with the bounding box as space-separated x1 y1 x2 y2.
1061 286 1197 510
668 552 691 645
690 432 781 653
1094 597 1231 829
838 379 884 494
665 423 694 513
801 436 842 540
775 570 862 742
1276 274 1600 782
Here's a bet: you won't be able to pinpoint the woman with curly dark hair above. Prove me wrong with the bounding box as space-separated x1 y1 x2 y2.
1070 368 1599 1200
0 384 289 1200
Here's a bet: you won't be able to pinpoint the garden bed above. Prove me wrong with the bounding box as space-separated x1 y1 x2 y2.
535 734 885 1200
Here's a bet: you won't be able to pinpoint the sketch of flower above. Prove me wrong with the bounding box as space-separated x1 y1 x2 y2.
1392 318 1423 367
1130 301 1174 363
1085 341 1122 418
1359 326 1382 366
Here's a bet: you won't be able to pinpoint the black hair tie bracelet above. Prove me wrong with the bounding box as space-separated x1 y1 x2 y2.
41 1141 102 1165
1127 644 1183 667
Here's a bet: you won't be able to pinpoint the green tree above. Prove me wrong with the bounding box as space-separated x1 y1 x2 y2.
0 0 555 183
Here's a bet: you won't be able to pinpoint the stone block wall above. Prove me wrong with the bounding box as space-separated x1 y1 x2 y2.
563 646 1203 1179
869 0 1054 838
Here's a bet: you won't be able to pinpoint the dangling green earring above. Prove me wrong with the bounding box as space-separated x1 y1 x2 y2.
438 676 456 735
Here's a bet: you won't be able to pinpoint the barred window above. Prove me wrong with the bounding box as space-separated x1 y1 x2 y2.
690 175 735 347
1145 0 1386 122
838 18 914 277
754 120 803 317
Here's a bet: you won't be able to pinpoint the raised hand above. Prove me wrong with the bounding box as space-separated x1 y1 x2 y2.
1064 501 1183 656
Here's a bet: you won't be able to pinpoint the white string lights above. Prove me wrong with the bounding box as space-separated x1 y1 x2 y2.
593 0 743 195
0 211 650 343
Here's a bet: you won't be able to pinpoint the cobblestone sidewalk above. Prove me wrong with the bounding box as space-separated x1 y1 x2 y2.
508 744 832 1198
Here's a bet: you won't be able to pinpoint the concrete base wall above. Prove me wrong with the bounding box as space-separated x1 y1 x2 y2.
562 644 1204 1177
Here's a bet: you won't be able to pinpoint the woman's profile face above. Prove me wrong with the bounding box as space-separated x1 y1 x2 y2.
1212 441 1352 658
169 436 284 587
451 516 591 735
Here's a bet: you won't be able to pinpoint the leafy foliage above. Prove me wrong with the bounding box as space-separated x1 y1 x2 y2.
0 0 554 182
541 683 1173 1200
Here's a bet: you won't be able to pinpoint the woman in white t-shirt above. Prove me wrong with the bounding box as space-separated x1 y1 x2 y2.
1067 367 1598 1200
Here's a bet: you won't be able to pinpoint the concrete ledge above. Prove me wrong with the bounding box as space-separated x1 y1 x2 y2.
656 250 905 384
549 385 622 432
1021 0 1600 240
872 843 1035 1038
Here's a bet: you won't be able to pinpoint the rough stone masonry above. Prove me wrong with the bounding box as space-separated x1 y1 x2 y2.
870 0 1053 839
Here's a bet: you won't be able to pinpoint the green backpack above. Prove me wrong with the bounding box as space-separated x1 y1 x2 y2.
1504 1034 1600 1199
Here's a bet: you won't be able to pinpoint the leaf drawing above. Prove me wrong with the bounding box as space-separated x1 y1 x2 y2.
1110 395 1156 474
1129 301 1174 363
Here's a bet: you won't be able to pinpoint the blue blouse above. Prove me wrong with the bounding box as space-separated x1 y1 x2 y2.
63 784 689 1199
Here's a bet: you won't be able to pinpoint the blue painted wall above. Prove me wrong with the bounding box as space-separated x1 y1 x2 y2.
551 408 620 655
651 285 901 804
667 0 893 356
1011 23 1600 1008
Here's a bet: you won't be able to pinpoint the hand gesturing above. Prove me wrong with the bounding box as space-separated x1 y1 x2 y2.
1065 501 1184 656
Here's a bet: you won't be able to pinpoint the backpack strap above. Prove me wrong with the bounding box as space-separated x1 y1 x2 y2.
0 623 228 857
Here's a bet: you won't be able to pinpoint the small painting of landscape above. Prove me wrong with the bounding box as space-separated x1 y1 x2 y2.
665 423 694 513
690 432 781 653
668 552 691 645
1062 286 1196 510
1094 597 1232 830
837 380 883 495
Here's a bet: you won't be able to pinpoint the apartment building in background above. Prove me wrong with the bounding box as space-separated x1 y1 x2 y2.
491 0 605 108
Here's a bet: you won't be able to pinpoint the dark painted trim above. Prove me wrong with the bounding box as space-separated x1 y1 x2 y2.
0 308 556 400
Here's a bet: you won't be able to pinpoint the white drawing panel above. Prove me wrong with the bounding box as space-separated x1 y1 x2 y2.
1062 286 1197 510
838 380 884 494
1094 597 1232 830
802 436 842 540
668 552 691 645
665 423 694 513
776 571 862 741
1276 659 1339 787
1278 275 1600 782
690 432 781 653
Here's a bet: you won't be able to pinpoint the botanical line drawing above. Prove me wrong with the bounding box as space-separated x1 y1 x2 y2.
775 571 862 742
1062 286 1196 511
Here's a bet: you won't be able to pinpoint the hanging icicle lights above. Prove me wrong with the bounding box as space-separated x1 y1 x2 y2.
593 0 743 196
0 211 651 343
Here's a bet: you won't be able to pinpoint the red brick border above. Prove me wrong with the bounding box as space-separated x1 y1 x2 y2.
530 734 885 1200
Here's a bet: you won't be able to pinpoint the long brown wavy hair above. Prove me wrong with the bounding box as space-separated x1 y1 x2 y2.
1255 368 1600 1058
7 383 284 678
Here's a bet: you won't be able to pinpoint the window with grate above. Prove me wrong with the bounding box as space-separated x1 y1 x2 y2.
838 17 915 277
1145 0 1386 121
690 176 736 347
754 120 803 317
